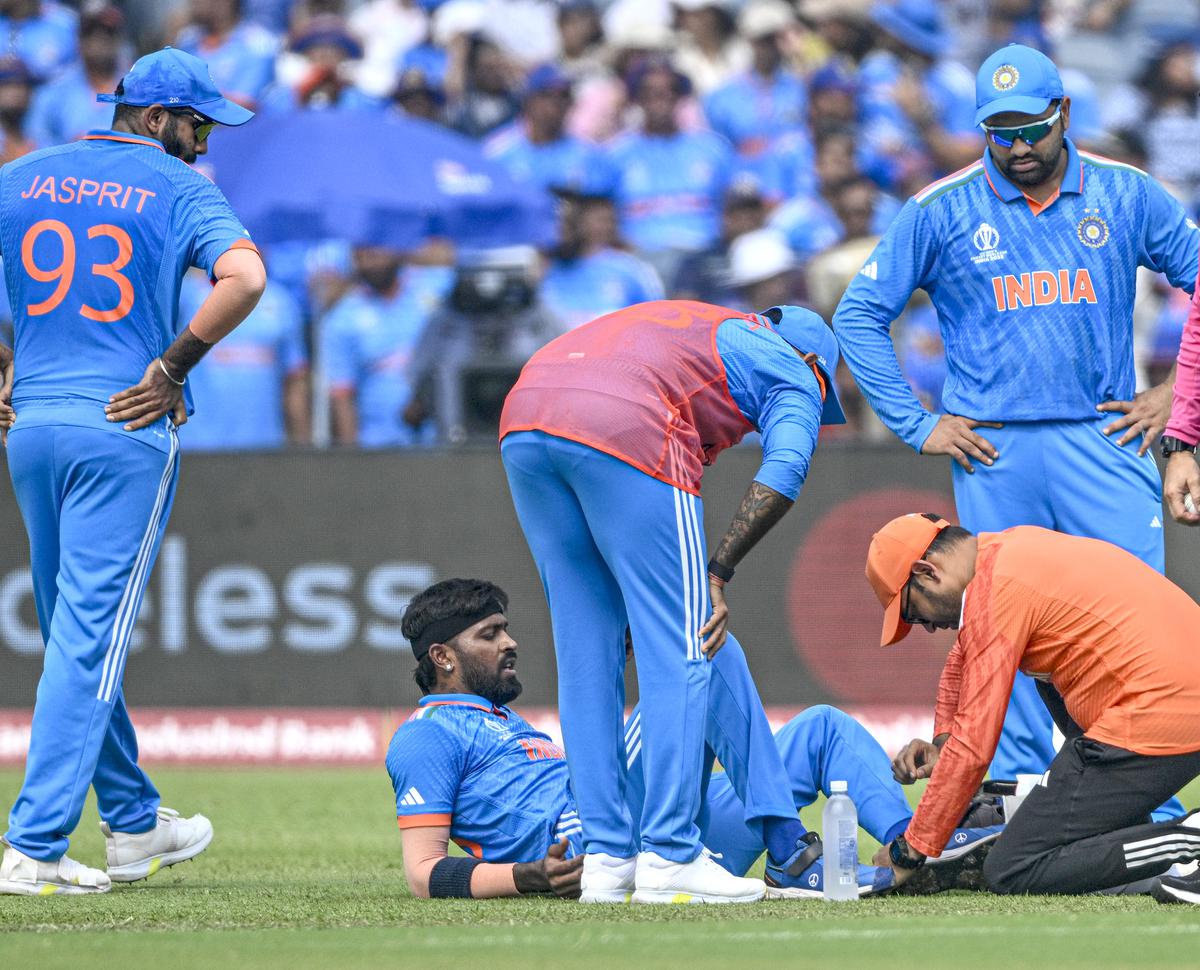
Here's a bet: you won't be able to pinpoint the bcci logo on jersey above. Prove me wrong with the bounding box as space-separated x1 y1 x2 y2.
970 222 1007 265
1077 212 1110 249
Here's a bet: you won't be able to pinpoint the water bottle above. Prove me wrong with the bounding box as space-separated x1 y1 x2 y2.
822 780 858 902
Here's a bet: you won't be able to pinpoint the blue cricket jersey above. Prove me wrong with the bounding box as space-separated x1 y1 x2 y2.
703 70 808 157
540 248 664 333
483 124 611 196
605 130 734 253
26 65 123 148
0 130 254 454
0 1 76 83
833 137 1200 451
715 318 823 501
320 265 453 447
174 22 278 105
387 694 582 862
177 272 306 451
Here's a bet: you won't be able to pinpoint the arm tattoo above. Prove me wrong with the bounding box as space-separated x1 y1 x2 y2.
161 326 214 380
711 481 794 570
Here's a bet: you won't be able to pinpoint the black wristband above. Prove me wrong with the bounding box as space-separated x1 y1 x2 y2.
888 836 925 870
707 558 735 583
1161 435 1198 459
428 856 482 898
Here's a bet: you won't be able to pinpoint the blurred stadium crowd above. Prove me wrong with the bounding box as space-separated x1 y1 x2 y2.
0 0 1195 448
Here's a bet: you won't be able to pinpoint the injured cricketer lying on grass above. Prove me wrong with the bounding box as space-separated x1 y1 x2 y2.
386 580 1004 902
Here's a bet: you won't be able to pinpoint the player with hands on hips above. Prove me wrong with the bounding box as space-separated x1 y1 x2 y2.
834 44 1200 794
0 47 264 896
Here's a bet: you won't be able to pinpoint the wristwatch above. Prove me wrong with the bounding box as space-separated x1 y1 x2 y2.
888 835 926 870
1161 436 1198 460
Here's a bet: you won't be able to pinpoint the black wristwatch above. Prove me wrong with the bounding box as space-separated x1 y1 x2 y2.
1162 436 1198 460
888 835 926 870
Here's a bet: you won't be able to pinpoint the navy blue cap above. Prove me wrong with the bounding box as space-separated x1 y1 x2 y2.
767 305 846 426
974 44 1063 126
97 47 254 127
524 63 572 99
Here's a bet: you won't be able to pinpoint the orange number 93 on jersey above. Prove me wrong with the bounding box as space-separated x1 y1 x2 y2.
20 218 135 324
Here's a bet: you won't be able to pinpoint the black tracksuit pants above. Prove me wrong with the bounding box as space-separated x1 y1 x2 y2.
983 683 1200 895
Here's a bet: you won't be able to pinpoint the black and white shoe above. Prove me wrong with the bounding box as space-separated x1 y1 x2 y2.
1153 862 1200 905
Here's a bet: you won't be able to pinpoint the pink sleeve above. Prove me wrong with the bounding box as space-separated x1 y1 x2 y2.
399 825 519 899
1166 272 1200 446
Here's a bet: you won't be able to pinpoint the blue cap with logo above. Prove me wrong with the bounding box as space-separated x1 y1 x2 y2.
764 305 846 426
973 44 1063 127
97 47 254 127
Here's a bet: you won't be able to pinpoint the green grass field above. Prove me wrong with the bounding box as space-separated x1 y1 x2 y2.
1 768 1198 970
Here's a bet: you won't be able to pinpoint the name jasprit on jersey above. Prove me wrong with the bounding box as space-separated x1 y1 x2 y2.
20 174 156 213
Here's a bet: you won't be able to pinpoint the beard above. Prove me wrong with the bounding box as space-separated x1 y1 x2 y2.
458 650 523 706
161 123 197 165
997 138 1063 187
910 580 963 628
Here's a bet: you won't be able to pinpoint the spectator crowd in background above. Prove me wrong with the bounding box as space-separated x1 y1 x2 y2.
0 0 1197 447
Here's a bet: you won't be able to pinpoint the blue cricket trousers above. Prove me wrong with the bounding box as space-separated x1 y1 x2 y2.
952 416 1183 818
698 705 914 875
5 419 178 860
501 430 711 862
620 626 914 875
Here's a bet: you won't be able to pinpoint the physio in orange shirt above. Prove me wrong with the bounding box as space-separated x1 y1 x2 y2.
865 513 1200 903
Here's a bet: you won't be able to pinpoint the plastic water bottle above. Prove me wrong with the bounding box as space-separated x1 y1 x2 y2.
822 780 858 902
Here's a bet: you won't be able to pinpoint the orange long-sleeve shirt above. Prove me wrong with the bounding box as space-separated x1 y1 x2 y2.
907 526 1200 858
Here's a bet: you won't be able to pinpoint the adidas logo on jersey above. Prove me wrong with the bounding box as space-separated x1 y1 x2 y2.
859 261 878 280
1151 515 1163 529
399 787 425 807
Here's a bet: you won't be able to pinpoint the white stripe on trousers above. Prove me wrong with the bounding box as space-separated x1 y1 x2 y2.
672 489 705 662
624 710 641 746
1124 829 1200 852
1125 839 1200 865
97 431 178 703
673 488 695 663
681 491 705 662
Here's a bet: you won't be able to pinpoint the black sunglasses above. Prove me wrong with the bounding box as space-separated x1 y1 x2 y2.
168 108 215 143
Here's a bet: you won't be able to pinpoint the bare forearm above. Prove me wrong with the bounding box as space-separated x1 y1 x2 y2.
710 481 793 571
187 249 267 345
330 393 358 445
284 371 311 445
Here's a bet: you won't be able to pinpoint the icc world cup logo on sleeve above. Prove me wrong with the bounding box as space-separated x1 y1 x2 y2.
1077 211 1110 249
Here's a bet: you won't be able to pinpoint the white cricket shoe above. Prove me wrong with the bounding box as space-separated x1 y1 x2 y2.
0 843 111 895
580 852 635 903
102 807 213 882
632 849 765 904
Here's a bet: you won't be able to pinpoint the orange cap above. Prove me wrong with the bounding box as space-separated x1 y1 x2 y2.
866 514 951 647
